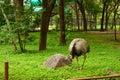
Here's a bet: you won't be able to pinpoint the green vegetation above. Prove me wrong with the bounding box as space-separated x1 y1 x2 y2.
0 31 120 80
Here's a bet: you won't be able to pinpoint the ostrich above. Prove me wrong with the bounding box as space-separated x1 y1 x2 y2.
68 38 90 69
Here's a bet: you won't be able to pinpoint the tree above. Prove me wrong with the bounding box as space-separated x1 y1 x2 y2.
85 0 101 30
113 0 120 40
75 0 87 31
39 0 55 50
105 2 110 30
0 2 17 50
100 0 107 31
58 0 66 45
13 0 25 52
74 1 80 31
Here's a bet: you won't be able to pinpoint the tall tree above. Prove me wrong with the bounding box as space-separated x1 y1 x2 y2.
0 3 17 50
113 0 120 40
93 4 101 30
39 0 55 50
100 0 107 31
58 0 66 45
104 0 113 30
74 1 80 31
105 2 109 30
75 0 87 31
13 0 24 52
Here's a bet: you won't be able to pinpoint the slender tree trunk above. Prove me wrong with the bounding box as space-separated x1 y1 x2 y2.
113 1 119 40
58 0 66 45
88 13 92 30
114 12 117 41
0 5 17 50
76 0 87 31
94 15 97 30
55 18 59 30
105 15 109 31
13 0 24 52
105 4 110 31
74 1 80 31
101 1 106 31
39 0 55 50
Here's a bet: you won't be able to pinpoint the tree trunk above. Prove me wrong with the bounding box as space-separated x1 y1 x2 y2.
0 5 17 50
94 15 97 30
113 0 119 41
114 11 117 40
58 0 66 45
13 0 24 52
39 0 55 50
76 0 87 31
105 15 109 31
101 1 106 31
88 13 92 30
74 1 80 31
105 4 108 30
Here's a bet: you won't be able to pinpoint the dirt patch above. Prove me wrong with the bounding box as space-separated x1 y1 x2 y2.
113 44 120 48
85 30 120 34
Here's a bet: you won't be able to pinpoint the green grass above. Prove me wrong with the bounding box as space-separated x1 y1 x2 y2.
0 31 120 80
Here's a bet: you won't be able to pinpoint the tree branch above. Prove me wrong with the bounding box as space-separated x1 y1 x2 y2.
0 4 17 50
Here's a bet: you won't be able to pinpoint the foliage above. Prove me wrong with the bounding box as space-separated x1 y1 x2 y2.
0 3 42 51
0 31 120 80
84 0 102 15
64 7 73 25
0 10 5 26
32 11 42 27
0 2 14 26
0 3 15 44
0 25 11 44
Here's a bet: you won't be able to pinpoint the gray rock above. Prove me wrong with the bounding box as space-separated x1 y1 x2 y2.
43 54 72 69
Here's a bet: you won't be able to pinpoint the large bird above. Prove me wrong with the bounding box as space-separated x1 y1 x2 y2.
68 38 90 69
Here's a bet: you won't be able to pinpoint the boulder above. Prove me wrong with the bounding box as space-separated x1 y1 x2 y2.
43 54 72 69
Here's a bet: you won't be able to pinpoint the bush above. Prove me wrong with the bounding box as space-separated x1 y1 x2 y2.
0 25 11 44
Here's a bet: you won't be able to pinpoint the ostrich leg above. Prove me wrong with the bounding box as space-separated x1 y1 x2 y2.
81 55 87 70
76 56 80 69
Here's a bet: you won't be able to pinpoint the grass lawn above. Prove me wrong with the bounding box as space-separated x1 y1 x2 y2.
0 31 120 80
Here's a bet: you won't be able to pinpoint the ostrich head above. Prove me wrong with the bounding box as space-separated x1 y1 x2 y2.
65 55 72 64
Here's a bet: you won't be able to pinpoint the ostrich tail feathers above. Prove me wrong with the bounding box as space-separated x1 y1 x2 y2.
71 43 77 59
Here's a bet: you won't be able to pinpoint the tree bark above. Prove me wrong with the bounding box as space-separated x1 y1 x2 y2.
105 4 109 30
13 0 24 52
39 0 55 50
105 3 113 31
101 1 106 31
74 1 80 31
94 15 97 30
58 0 66 45
76 0 87 31
113 0 119 40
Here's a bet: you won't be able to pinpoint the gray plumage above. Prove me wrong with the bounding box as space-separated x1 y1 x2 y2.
68 38 90 69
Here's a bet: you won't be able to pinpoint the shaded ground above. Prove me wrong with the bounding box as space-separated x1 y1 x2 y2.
86 30 120 34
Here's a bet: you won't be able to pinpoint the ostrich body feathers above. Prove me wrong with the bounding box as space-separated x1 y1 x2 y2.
68 38 90 59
